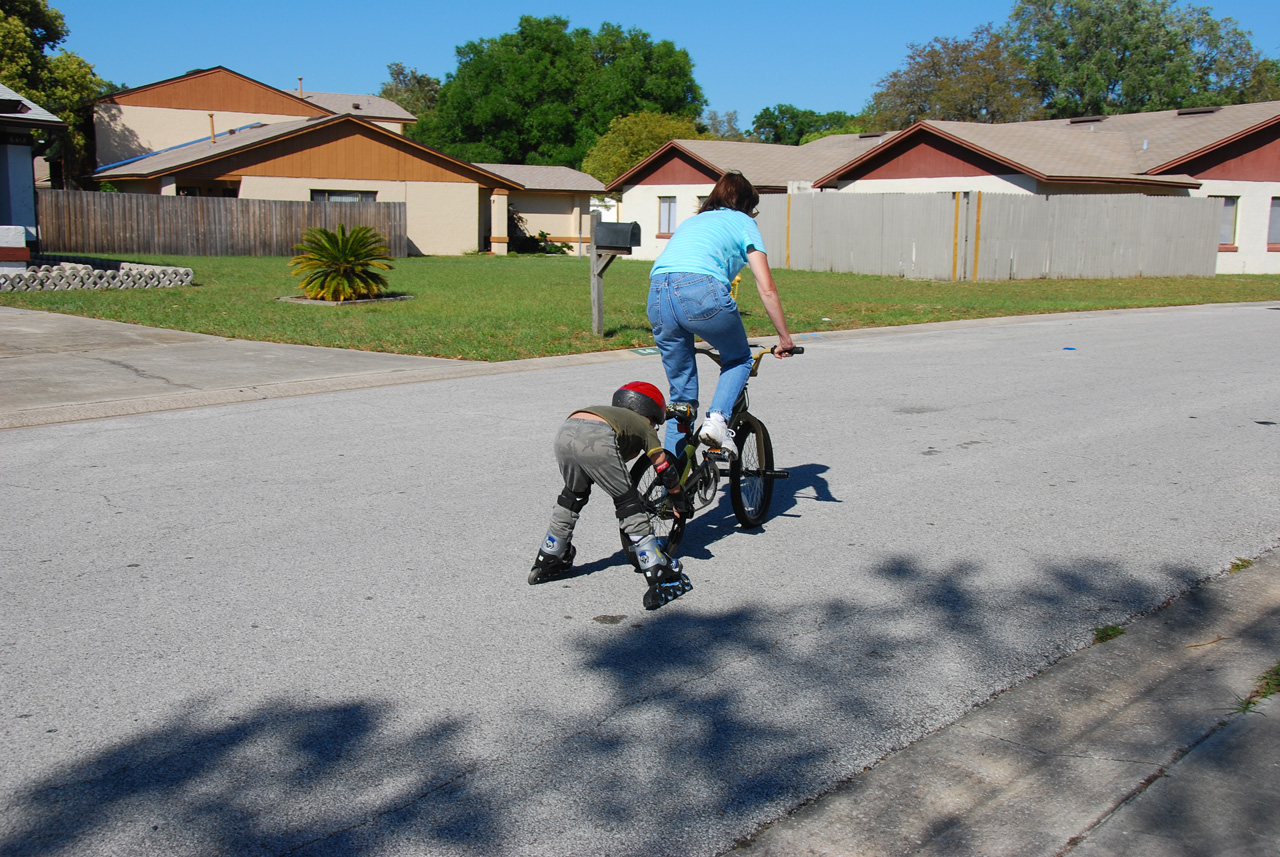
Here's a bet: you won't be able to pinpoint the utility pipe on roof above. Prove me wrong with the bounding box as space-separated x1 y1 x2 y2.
208 113 215 143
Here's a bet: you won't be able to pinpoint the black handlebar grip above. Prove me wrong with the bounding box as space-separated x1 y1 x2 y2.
774 345 805 355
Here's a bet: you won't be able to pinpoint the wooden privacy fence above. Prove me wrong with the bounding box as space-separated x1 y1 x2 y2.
756 192 1221 280
37 190 409 257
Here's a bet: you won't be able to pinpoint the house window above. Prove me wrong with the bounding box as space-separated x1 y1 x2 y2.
311 190 377 203
1269 198 1280 251
658 196 676 236
1212 196 1238 250
697 195 708 212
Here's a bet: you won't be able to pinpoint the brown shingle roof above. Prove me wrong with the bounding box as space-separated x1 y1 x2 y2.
473 164 604 192
0 82 63 129
811 100 1280 189
93 115 521 190
606 134 901 192
299 91 415 123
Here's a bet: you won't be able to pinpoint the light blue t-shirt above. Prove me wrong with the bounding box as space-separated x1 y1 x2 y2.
650 209 766 286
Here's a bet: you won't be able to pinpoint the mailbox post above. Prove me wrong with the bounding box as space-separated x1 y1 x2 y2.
588 211 641 336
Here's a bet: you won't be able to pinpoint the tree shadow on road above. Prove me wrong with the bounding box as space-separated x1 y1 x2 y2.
0 553 1224 857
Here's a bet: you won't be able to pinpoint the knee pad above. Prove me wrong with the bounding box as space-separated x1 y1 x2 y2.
557 487 590 513
613 487 644 521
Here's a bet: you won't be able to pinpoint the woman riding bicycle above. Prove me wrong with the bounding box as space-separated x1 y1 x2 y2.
648 170 795 458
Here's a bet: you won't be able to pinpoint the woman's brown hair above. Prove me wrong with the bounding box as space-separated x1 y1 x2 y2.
698 170 759 216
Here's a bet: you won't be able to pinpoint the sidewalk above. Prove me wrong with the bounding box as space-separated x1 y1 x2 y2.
729 551 1280 857
4 306 1278 856
0 306 648 429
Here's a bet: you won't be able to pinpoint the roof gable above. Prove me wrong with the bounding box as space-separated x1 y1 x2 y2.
848 133 1012 181
95 116 521 189
634 146 721 186
100 67 326 118
1150 114 1280 181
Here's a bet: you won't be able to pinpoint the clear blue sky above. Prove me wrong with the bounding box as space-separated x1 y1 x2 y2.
56 0 1279 125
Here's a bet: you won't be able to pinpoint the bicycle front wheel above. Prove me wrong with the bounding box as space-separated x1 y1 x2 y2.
621 456 687 564
729 415 775 528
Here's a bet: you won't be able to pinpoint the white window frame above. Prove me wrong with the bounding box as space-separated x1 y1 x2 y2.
1211 195 1238 247
1269 197 1280 249
658 196 676 235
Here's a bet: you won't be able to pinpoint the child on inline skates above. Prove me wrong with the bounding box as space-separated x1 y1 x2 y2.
530 381 692 610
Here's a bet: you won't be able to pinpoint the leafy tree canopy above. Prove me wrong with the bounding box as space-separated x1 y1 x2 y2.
378 62 440 122
0 0 113 187
866 24 1044 129
751 104 853 146
581 111 703 184
415 16 704 167
1006 0 1264 117
798 119 870 145
1244 58 1280 103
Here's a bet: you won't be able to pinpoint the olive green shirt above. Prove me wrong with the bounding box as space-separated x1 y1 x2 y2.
574 405 663 462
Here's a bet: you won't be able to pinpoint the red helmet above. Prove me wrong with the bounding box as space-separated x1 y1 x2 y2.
613 381 666 424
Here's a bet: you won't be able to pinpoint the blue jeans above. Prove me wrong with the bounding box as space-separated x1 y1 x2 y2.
648 272 752 454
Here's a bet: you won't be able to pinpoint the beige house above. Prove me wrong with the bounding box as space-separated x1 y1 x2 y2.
94 114 520 256
809 101 1280 275
90 67 531 255
610 101 1280 274
605 135 896 260
474 163 604 255
94 67 414 169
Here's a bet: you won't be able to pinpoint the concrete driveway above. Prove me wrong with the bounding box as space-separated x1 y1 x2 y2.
1 303 1278 856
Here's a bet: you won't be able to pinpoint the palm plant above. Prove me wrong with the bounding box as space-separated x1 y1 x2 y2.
289 225 394 301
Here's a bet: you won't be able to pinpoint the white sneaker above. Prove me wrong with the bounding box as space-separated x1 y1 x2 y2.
699 414 736 456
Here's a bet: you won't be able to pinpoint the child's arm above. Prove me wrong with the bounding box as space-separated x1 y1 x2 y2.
650 449 687 518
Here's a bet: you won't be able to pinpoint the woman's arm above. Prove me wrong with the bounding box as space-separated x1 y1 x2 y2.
747 249 795 356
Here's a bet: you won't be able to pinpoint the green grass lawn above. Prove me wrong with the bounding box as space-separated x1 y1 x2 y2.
3 254 1279 361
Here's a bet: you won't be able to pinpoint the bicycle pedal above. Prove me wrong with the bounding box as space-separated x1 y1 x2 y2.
705 448 732 462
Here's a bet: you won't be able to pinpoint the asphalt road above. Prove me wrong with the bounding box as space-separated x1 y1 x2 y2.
2 303 1279 856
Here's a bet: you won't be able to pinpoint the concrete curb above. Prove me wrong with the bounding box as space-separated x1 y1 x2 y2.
727 551 1280 857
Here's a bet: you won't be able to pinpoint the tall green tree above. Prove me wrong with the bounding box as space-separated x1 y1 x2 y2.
0 0 113 187
417 16 704 167
378 62 440 123
866 24 1044 129
751 104 853 146
1006 0 1262 117
1243 58 1280 103
581 111 703 184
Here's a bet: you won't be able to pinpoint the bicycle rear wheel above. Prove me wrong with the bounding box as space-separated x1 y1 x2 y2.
729 415 774 528
621 457 687 565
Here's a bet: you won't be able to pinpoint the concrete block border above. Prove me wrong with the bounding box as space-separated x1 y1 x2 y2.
0 254 194 292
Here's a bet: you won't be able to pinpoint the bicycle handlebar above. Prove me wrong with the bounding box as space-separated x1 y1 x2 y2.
695 344 805 365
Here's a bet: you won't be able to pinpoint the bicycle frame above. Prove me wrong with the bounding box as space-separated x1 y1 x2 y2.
624 345 802 562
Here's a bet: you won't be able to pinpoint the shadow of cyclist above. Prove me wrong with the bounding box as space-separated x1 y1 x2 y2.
768 463 839 518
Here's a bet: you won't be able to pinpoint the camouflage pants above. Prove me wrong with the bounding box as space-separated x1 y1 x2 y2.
548 417 651 541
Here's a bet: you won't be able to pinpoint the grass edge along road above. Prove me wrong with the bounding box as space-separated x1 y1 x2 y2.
2 255 1278 362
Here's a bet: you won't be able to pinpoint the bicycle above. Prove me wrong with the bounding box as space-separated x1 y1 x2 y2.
622 344 803 563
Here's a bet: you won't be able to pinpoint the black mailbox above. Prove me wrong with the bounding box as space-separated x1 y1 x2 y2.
594 221 641 252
